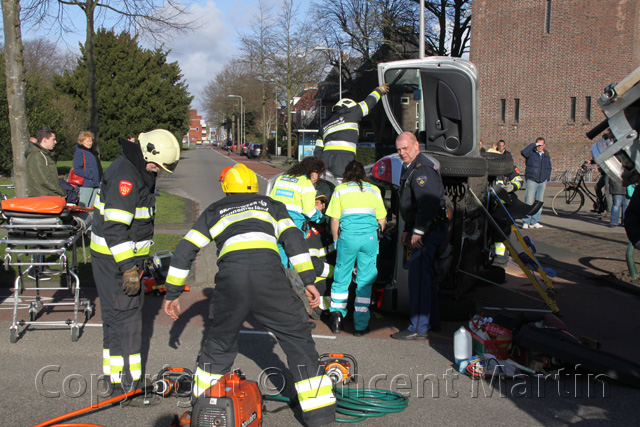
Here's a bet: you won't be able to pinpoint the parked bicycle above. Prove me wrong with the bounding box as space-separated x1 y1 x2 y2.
552 161 605 216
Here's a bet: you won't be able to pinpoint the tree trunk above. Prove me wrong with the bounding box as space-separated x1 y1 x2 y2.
262 80 266 146
85 1 100 149
1 0 30 197
286 88 292 159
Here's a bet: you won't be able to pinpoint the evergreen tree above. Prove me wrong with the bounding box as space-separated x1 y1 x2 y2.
56 29 192 160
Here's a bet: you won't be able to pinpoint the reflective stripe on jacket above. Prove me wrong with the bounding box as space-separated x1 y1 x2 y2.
314 88 384 155
269 174 323 223
326 181 386 233
165 193 316 295
90 154 156 271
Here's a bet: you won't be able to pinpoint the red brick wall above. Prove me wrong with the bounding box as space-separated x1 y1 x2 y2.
188 109 203 141
470 0 640 179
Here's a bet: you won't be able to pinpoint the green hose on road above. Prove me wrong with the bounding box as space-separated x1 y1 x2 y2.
263 386 409 423
333 387 409 422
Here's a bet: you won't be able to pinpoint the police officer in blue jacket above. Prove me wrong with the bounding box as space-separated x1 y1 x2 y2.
392 132 448 341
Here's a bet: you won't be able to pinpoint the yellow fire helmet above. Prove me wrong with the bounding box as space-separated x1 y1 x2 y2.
139 129 180 173
221 163 258 193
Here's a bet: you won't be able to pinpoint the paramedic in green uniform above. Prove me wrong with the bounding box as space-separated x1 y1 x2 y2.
325 160 386 336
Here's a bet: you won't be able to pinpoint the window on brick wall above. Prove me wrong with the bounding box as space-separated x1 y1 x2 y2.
546 0 552 33
570 97 576 122
585 96 591 121
514 98 520 123
500 98 506 123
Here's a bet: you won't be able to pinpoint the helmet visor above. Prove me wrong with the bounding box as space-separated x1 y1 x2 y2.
162 160 179 173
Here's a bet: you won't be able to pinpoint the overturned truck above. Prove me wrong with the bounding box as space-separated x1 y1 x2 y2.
369 58 516 314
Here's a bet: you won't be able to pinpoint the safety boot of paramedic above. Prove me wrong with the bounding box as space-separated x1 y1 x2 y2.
330 311 343 334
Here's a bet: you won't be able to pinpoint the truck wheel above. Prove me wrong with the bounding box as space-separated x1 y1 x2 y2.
484 155 515 176
432 154 487 178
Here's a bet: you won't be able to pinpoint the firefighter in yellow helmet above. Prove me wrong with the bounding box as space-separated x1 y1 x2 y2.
90 129 180 392
163 163 336 427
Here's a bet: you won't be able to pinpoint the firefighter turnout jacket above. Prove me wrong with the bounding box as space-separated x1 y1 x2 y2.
400 153 446 235
165 193 317 299
90 137 157 390
313 87 386 157
90 138 156 271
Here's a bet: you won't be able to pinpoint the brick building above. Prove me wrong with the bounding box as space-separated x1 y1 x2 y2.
470 0 640 177
186 109 207 142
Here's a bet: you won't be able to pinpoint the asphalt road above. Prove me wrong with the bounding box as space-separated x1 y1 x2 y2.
1 147 640 426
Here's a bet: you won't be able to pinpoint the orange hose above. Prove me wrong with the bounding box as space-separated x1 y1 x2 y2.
47 424 105 427
32 388 142 427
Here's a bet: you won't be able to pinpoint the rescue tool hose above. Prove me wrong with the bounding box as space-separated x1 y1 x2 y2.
262 387 409 423
333 387 409 423
32 388 144 427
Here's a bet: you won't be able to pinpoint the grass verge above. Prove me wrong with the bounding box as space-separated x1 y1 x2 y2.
0 233 184 286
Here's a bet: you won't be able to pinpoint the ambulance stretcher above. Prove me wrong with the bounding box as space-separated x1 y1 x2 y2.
1 196 93 343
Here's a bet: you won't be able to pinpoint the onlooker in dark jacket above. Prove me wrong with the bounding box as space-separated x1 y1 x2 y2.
521 137 552 229
73 131 103 207
25 128 67 198
608 176 628 227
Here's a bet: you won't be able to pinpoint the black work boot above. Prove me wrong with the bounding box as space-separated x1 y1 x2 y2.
330 311 343 334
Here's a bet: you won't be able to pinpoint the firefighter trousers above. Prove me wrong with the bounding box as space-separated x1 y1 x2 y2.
321 149 355 178
92 254 145 390
194 261 336 427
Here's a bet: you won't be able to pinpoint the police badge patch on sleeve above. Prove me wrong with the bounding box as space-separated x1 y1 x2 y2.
416 176 427 186
119 180 133 196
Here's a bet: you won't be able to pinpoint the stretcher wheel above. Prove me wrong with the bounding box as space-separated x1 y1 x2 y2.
84 306 93 321
71 326 79 342
29 308 37 322
10 328 17 343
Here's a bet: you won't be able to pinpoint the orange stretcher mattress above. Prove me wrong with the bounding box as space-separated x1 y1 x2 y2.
1 196 66 214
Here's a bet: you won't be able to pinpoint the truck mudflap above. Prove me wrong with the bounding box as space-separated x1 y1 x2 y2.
515 324 640 389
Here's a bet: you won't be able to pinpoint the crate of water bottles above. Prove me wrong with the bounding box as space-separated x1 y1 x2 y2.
467 314 512 359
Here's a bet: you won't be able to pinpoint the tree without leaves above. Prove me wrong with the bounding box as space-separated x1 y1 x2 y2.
21 0 195 152
313 0 471 67
201 60 259 147
238 0 275 151
417 0 471 57
270 0 325 158
312 0 420 83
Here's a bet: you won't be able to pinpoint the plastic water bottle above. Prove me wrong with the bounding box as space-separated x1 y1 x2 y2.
454 326 472 365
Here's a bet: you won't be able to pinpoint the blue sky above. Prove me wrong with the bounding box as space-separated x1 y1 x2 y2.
17 0 310 114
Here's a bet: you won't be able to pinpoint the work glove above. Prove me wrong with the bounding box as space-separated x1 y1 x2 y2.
122 265 141 296
377 83 390 94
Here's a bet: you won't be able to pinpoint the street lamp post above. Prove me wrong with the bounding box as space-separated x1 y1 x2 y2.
228 94 244 148
274 91 278 156
314 46 342 98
